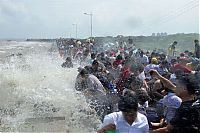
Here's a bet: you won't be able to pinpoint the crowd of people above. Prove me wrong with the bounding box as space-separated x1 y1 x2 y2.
57 38 200 133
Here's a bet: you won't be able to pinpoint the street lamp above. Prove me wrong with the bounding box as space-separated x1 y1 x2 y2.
84 12 93 38
72 24 77 39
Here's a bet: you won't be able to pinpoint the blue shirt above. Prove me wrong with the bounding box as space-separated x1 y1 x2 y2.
162 93 182 123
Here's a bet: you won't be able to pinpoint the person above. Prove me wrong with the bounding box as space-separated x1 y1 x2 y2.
75 68 111 121
155 60 169 76
151 88 182 128
98 90 149 133
61 57 73 68
186 58 200 71
88 53 96 64
194 39 200 59
144 57 158 74
150 70 200 133
136 88 150 116
91 60 106 74
130 62 148 88
167 41 177 60
145 57 158 80
108 60 121 81
137 51 149 66
161 88 182 124
75 68 107 95
170 57 192 73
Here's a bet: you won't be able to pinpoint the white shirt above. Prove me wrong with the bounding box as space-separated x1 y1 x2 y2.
101 111 149 133
138 71 146 81
87 74 107 95
75 74 106 96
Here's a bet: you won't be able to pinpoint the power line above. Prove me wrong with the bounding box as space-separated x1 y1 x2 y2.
156 0 198 23
158 4 198 25
137 0 199 34
155 1 198 25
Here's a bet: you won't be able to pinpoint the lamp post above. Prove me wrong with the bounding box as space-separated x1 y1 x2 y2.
72 24 77 39
84 12 93 38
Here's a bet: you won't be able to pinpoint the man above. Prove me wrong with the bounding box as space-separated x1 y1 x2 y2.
75 68 107 96
170 57 192 73
75 68 112 121
155 60 169 76
194 39 200 59
98 90 149 133
61 57 73 68
145 57 158 80
137 51 149 66
91 60 106 74
150 70 200 133
167 41 177 60
186 58 200 71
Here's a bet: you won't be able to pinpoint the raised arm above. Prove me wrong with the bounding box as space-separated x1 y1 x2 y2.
150 70 176 91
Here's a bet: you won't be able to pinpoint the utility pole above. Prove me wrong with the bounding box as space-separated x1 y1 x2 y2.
84 12 93 38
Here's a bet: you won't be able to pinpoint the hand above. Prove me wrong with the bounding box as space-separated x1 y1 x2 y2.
149 69 162 79
103 124 116 131
98 124 116 133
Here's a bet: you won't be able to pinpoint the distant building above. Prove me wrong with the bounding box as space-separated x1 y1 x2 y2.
156 32 167 37
106 36 113 38
163 32 167 36
157 33 161 36
152 33 156 36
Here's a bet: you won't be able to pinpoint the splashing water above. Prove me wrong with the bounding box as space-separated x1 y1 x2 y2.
0 41 101 132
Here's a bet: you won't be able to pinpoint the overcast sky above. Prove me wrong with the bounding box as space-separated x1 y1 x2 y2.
0 0 199 39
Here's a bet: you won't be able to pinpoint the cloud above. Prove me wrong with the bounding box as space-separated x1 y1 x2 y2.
0 0 43 25
0 0 26 19
0 0 198 39
126 16 143 29
0 0 46 38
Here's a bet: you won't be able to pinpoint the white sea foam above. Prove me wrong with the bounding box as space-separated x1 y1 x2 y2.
0 41 101 132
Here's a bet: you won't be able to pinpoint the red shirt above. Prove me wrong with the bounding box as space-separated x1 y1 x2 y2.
116 65 131 94
113 60 123 67
171 64 192 73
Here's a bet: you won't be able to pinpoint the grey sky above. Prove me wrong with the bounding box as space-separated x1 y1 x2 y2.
0 0 199 39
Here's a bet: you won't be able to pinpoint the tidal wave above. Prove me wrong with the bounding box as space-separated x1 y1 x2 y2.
0 41 101 132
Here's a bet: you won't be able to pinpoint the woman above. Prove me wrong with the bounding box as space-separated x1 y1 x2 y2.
150 70 200 133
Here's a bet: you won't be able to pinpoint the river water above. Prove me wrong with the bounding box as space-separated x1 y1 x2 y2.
0 41 101 132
